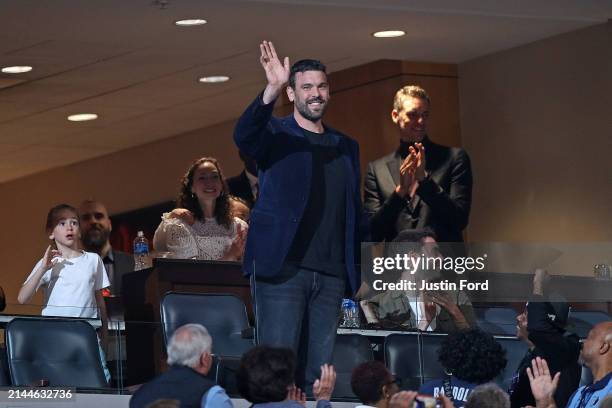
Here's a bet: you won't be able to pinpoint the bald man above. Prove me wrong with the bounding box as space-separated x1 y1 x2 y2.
79 200 134 296
566 321 612 408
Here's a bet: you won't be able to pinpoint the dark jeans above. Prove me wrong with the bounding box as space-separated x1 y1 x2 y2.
251 266 345 391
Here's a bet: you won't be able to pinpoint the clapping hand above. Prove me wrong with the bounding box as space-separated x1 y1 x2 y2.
313 364 336 401
260 41 290 104
397 150 417 197
527 357 559 408
169 208 195 226
410 143 427 181
223 223 248 261
287 385 306 407
389 391 418 408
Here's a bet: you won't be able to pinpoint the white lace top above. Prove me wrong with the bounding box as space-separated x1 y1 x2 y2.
153 213 247 260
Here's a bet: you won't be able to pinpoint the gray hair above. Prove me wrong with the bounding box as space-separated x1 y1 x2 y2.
465 383 510 408
166 323 212 368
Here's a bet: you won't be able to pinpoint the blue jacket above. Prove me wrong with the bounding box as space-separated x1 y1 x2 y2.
233 93 361 293
566 371 612 408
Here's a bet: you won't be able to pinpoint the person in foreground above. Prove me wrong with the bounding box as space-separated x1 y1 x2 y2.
236 345 336 408
233 41 361 388
525 321 612 408
130 323 231 408
153 157 247 261
419 328 507 407
509 269 581 408
351 361 401 408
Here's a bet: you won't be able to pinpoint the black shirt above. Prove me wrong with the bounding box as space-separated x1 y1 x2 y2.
286 128 347 277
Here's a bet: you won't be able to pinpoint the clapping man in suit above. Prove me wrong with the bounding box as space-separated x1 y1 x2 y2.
233 41 361 390
364 85 472 247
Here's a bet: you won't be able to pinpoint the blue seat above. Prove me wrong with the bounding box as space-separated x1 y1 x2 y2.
331 334 374 400
5 318 108 388
568 310 611 338
474 306 518 335
494 336 529 390
384 333 447 390
160 292 254 357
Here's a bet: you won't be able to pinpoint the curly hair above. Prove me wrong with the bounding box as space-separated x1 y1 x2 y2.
176 157 231 228
438 328 507 384
236 346 296 403
351 361 393 405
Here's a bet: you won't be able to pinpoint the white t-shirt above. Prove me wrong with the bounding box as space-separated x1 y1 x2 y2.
24 251 110 318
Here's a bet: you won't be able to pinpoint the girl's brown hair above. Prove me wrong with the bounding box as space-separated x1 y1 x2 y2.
45 204 79 233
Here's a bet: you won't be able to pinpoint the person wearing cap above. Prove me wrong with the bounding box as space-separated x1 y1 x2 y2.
508 269 581 408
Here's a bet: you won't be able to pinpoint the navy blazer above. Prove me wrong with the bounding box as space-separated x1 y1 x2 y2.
233 93 361 293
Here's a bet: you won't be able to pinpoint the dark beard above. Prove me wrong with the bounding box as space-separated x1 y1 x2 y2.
295 98 327 122
82 229 110 250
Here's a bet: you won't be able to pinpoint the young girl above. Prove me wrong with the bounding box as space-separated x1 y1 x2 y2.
18 204 111 380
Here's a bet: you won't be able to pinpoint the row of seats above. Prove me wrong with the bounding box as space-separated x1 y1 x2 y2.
473 305 611 337
1 292 605 400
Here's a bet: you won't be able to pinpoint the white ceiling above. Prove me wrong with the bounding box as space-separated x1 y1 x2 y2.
0 0 610 183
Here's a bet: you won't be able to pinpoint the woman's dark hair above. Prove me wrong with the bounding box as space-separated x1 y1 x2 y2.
351 361 393 405
176 157 231 228
438 328 507 384
236 346 296 403
45 204 79 233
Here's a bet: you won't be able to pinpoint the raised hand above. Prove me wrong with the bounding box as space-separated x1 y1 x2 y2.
260 41 290 104
287 385 306 407
42 245 62 270
313 364 336 401
169 208 195 226
533 268 551 295
389 391 418 408
526 357 560 408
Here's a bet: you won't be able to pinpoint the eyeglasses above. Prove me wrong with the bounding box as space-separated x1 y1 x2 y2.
384 377 401 387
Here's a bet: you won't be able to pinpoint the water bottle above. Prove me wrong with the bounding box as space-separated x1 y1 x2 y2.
341 299 361 328
133 231 149 270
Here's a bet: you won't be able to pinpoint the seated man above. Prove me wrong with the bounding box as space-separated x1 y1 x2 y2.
566 321 612 408
236 345 335 406
361 228 475 332
130 324 231 408
351 361 400 408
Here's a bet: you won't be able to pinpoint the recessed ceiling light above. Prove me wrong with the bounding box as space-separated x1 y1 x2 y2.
199 75 230 83
1 66 33 74
175 19 207 27
372 30 405 38
67 113 98 122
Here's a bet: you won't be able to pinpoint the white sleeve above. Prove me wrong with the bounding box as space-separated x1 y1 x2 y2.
23 258 50 290
93 254 110 290
232 217 248 236
154 214 198 259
